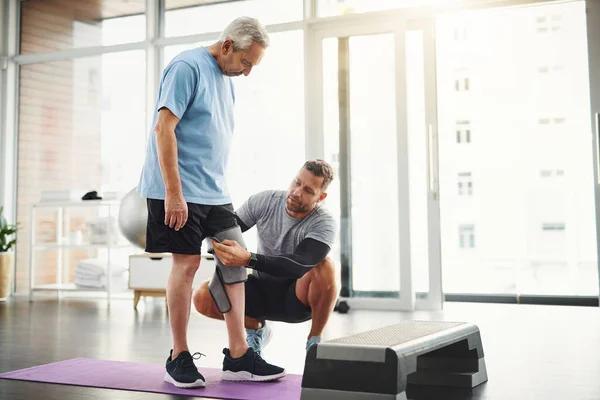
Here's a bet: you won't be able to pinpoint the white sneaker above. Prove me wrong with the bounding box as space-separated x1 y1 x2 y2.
246 322 273 354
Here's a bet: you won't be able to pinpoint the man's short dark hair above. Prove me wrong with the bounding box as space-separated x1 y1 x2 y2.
303 159 334 191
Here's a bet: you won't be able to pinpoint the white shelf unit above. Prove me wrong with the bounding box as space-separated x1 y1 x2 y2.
29 199 135 305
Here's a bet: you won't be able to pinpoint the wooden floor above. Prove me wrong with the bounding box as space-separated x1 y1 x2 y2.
1 296 600 400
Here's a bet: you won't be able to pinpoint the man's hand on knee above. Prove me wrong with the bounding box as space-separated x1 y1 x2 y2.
212 239 251 267
207 226 249 313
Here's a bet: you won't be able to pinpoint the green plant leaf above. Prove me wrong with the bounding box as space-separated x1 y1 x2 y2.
6 239 16 251
0 205 17 252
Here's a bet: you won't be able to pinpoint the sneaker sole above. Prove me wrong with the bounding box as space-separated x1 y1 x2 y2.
220 370 287 382
164 372 206 388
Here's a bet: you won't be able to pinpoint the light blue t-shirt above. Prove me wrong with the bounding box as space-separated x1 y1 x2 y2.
137 47 235 205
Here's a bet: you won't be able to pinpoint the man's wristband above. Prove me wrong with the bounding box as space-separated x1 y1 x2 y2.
247 252 258 268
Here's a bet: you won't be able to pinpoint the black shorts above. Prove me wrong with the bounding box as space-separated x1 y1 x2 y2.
145 198 237 255
244 274 312 323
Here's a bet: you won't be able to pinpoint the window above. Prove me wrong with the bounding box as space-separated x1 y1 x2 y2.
164 0 303 37
536 14 562 33
454 77 470 91
457 172 473 195
454 70 470 92
19 0 145 53
437 1 597 296
16 52 146 292
540 169 565 177
538 65 565 74
538 118 567 126
456 120 471 143
459 225 475 248
542 223 566 231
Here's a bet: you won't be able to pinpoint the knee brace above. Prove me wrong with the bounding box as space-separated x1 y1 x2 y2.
206 225 248 314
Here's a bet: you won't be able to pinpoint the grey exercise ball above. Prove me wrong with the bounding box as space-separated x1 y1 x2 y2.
118 188 147 249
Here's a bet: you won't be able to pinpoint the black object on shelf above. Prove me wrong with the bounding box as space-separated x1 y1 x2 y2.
82 191 103 201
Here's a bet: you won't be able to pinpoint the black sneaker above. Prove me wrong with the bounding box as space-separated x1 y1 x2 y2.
221 347 287 382
164 350 206 388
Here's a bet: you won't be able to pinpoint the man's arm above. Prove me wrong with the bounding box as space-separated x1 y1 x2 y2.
155 109 187 231
155 108 181 195
154 61 198 231
251 238 330 279
250 215 336 279
212 238 330 279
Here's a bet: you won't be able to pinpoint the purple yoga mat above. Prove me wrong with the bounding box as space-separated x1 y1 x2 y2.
0 358 303 399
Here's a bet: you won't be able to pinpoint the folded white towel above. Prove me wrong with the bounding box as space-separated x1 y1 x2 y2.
74 276 106 288
75 269 111 280
74 274 129 290
75 259 126 276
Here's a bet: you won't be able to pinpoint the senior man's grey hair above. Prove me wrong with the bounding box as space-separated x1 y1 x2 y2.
218 17 270 52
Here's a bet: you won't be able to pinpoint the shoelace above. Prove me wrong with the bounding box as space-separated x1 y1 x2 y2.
178 352 206 372
249 348 266 377
251 349 268 366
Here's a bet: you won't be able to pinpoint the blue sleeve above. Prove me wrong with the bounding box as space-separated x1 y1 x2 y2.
156 61 198 120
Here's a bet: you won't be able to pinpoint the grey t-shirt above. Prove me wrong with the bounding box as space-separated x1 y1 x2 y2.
236 190 337 280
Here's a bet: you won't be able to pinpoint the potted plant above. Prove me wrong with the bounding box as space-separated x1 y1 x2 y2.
0 206 17 301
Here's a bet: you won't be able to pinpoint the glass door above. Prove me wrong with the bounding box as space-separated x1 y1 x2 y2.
406 20 443 310
309 18 442 310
